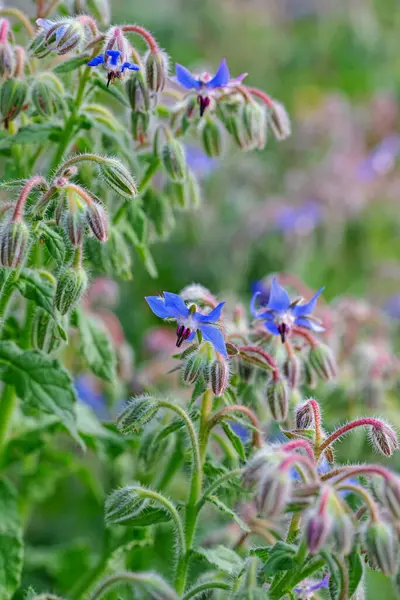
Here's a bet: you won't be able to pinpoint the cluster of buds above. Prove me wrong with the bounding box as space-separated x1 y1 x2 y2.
179 342 230 397
32 16 98 57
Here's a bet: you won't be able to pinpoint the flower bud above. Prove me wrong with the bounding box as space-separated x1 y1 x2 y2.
210 354 230 396
256 468 291 517
64 205 86 247
144 49 169 92
308 344 337 381
201 119 223 157
161 139 187 182
37 18 86 55
364 519 399 576
99 158 137 199
29 31 51 58
0 77 28 125
131 110 150 142
303 358 317 388
267 377 288 422
242 447 274 488
381 477 400 520
0 41 15 79
269 99 291 141
31 308 65 354
126 70 150 112
183 352 205 385
370 423 399 457
105 485 148 524
87 202 108 242
330 511 355 556
117 396 160 434
31 79 63 117
304 511 332 554
283 354 301 389
0 220 29 268
242 102 267 150
295 401 314 430
54 263 88 315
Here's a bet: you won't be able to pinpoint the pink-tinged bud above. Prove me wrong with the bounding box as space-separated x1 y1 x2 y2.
283 354 301 389
370 423 399 457
256 468 292 517
161 139 187 183
269 99 291 141
0 41 15 79
64 206 86 247
267 377 288 422
364 519 399 576
295 401 314 430
382 477 400 519
0 78 28 126
304 511 332 554
210 354 230 396
144 49 169 92
0 220 29 268
87 202 108 242
308 344 337 381
201 118 223 157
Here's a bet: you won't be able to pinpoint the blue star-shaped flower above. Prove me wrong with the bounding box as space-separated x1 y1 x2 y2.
88 49 139 86
251 278 324 342
145 292 227 357
294 574 329 598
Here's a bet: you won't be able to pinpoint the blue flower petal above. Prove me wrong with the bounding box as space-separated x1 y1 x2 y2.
250 292 261 317
258 310 275 322
187 331 196 341
175 63 202 89
88 55 104 66
36 18 53 31
107 49 121 66
267 278 291 312
121 61 140 72
265 321 280 335
206 58 230 89
292 287 324 317
196 302 225 323
295 316 325 332
163 292 190 319
200 324 228 357
145 296 171 319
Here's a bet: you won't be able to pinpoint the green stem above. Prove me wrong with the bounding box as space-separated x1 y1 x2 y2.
70 557 108 600
0 385 16 458
198 468 243 510
181 582 231 599
86 571 178 600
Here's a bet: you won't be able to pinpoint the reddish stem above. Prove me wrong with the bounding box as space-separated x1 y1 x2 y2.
121 25 158 52
76 15 98 37
13 176 47 222
245 86 274 108
318 486 331 514
336 483 380 522
279 454 318 481
319 418 385 453
291 325 318 348
307 398 323 443
238 345 279 372
66 184 95 206
282 440 315 464
14 46 24 78
0 19 9 44
208 404 262 448
321 464 392 485
36 0 45 18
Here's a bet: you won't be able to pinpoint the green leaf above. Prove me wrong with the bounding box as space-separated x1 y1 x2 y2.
0 342 81 445
75 311 116 382
249 546 271 562
37 223 65 265
221 421 246 460
0 479 23 599
0 123 62 149
136 244 158 279
125 205 148 245
195 545 244 576
206 495 250 532
117 507 172 527
263 542 297 577
53 55 90 73
92 77 129 106
347 547 363 598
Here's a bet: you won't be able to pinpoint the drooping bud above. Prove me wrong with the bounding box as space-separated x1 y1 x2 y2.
0 77 28 126
117 395 160 434
201 118 223 157
242 447 274 488
126 70 150 112
54 260 88 315
105 485 149 524
256 468 292 517
267 377 288 422
241 102 267 150
144 49 169 92
131 110 150 143
31 78 64 117
269 99 291 141
283 354 301 389
99 158 137 199
295 401 314 430
86 202 108 242
64 204 86 247
0 220 29 268
161 139 187 182
210 354 230 396
31 308 66 354
364 519 399 576
36 18 86 55
329 509 355 556
0 22 15 79
308 344 337 381
370 422 399 457
303 358 318 388
304 511 332 554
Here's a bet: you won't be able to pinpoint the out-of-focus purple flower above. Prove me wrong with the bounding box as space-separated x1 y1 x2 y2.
75 375 109 420
185 145 218 179
275 200 322 235
251 278 325 342
357 134 400 182
294 573 329 599
383 294 400 320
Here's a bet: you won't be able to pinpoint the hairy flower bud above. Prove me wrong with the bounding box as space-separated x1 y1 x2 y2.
283 354 301 389
161 139 187 182
54 263 88 315
303 358 317 388
269 99 291 141
241 102 267 150
308 344 337 381
131 110 150 142
31 308 65 354
100 158 137 199
210 354 230 396
64 205 86 247
117 396 160 434
31 79 63 117
105 485 148 524
267 377 288 422
381 477 400 520
364 520 399 576
36 18 86 55
86 202 108 242
201 118 223 157
29 31 51 58
242 447 274 488
183 352 205 385
126 70 150 112
256 468 291 517
370 423 399 457
0 220 29 268
330 511 355 556
0 77 28 125
304 511 332 554
144 49 169 92
295 401 314 430
0 40 15 79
